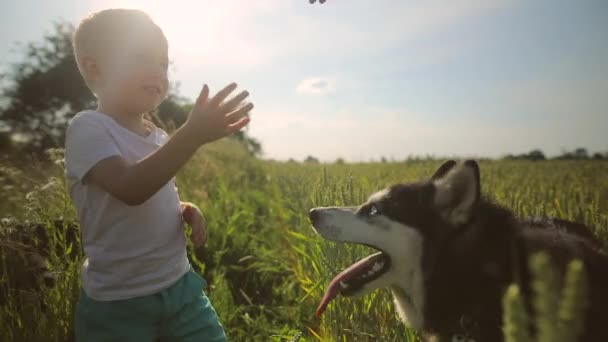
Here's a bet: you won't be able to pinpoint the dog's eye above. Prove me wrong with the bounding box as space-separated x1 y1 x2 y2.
369 204 380 216
357 203 381 217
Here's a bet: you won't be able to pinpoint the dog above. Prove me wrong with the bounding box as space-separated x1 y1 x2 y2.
309 160 608 341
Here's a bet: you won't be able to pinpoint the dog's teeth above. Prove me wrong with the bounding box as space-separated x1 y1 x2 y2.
372 262 384 271
340 281 349 289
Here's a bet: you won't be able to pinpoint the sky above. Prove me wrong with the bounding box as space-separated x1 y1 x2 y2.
1 0 607 161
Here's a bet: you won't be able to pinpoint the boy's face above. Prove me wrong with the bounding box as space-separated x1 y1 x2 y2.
96 27 169 114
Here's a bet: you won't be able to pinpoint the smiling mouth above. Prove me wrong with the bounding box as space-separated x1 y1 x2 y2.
316 247 391 318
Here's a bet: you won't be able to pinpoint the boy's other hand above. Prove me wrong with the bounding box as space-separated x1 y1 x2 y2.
184 83 253 146
181 202 207 248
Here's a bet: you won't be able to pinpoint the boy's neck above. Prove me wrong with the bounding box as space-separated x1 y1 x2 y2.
97 102 150 135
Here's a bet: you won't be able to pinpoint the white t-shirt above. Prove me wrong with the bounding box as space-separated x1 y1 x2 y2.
65 110 190 301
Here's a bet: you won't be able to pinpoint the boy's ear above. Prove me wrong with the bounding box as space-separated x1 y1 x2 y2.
432 160 480 226
81 56 101 86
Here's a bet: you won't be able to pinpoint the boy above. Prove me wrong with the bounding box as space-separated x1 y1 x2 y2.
65 8 252 341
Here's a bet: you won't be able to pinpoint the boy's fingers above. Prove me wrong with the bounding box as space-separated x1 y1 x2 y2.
182 205 195 223
226 116 251 134
225 103 253 124
221 91 249 113
195 230 206 248
193 224 206 239
194 84 210 109
208 82 238 110
192 231 202 246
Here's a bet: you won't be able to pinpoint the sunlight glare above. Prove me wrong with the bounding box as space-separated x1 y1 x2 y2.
102 0 273 67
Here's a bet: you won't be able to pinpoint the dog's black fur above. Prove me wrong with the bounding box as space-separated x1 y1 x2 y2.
363 160 608 341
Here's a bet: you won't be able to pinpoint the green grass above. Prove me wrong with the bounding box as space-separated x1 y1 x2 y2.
1 142 607 341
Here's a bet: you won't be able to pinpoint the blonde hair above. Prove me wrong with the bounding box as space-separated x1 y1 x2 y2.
72 8 167 90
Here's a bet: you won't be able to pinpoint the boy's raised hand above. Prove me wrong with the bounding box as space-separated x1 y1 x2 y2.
185 83 253 145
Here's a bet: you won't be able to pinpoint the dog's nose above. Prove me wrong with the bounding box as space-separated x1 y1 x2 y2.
309 208 320 224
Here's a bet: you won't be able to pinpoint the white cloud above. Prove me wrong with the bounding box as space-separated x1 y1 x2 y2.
296 77 336 95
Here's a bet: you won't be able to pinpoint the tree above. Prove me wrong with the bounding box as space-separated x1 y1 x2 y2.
528 149 546 161
0 22 95 152
231 130 262 157
503 149 546 161
554 148 591 160
304 156 319 163
573 148 589 159
0 131 11 155
0 21 262 157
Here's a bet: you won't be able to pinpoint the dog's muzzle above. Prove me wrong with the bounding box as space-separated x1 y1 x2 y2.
309 208 321 225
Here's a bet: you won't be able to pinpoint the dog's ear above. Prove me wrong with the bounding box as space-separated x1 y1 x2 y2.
431 160 457 181
432 160 480 226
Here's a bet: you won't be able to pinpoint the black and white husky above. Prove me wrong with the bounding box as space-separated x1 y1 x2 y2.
309 160 608 341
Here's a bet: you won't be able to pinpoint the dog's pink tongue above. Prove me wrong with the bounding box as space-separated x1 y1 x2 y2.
316 253 380 318
316 279 340 318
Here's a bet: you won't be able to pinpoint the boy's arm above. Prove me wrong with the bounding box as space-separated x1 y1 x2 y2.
84 83 252 206
84 127 197 205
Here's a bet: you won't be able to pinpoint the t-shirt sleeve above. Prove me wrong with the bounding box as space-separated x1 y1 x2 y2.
65 114 121 183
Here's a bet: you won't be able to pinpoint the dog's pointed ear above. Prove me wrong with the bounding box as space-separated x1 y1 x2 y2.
431 160 457 181
432 160 480 226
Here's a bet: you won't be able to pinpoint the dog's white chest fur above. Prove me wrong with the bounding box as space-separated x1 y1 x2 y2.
384 222 425 330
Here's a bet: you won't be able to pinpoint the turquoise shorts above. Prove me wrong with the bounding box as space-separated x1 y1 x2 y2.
75 268 226 342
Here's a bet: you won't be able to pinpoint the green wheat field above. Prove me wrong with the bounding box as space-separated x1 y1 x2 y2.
1 141 607 342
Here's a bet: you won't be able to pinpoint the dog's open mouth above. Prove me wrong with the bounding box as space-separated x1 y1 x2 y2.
316 250 391 317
